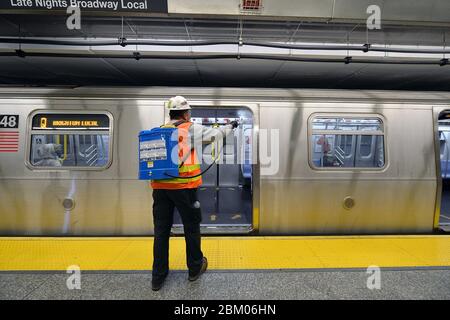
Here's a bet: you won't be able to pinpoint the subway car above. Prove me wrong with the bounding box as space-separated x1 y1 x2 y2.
0 87 448 236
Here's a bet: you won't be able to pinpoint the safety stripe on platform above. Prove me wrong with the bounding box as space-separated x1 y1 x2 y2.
0 236 449 271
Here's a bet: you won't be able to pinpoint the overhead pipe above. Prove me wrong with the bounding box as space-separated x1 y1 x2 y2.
0 51 444 66
1 37 450 55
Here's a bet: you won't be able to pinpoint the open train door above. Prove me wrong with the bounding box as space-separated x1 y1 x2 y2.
435 108 450 231
170 104 259 235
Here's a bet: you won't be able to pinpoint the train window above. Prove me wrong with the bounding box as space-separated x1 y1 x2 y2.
310 115 385 169
27 112 113 170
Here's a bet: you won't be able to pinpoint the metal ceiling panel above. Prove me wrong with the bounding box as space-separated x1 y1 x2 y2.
382 0 450 24
258 0 334 19
27 56 128 82
332 0 385 21
169 0 335 19
1 54 450 90
168 0 450 26
1 15 449 46
195 58 285 86
103 58 204 86
1 11 450 90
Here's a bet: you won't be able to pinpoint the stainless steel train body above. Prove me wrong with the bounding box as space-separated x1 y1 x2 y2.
0 87 447 236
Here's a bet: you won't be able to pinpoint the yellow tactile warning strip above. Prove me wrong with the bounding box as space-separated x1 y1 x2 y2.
0 236 449 271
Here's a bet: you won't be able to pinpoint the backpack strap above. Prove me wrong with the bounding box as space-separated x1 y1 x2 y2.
173 120 187 127
160 119 186 128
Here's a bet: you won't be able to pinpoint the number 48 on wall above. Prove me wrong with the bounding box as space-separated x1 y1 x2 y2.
0 115 19 128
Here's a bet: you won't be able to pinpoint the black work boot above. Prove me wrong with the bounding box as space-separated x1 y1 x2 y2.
188 257 208 282
152 273 168 291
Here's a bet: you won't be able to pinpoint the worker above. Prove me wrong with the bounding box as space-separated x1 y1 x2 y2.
151 96 239 291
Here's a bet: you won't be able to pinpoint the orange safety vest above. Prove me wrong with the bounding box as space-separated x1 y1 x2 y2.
151 121 203 190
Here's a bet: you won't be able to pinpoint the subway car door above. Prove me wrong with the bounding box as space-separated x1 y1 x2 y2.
171 106 256 234
435 108 450 230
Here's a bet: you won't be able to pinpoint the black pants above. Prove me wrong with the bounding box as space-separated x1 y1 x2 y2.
152 188 204 280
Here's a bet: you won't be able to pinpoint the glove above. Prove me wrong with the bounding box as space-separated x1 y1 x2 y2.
230 120 239 129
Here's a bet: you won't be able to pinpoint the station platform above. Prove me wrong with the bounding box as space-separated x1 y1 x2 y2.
1 235 449 299
1 235 450 271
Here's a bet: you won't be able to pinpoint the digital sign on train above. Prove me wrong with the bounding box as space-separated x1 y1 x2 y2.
439 112 450 121
32 113 110 130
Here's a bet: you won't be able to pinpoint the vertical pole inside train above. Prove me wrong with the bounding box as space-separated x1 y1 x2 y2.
214 108 220 217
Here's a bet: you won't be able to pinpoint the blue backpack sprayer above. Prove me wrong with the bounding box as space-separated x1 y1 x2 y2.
138 121 221 180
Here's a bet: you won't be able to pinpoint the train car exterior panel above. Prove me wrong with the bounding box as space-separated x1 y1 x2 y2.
259 180 436 234
0 88 445 236
0 180 153 235
257 104 436 234
0 98 165 235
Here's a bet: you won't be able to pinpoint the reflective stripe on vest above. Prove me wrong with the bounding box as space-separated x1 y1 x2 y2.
151 122 203 189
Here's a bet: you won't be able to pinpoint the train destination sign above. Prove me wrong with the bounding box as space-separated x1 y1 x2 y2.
32 113 110 130
1 0 168 13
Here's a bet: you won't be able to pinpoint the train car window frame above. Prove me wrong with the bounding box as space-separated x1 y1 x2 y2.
25 110 114 171
307 113 387 171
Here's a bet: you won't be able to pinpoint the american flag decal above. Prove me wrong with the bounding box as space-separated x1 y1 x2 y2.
0 131 19 153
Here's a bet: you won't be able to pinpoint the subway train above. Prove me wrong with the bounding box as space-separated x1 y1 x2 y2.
0 87 449 236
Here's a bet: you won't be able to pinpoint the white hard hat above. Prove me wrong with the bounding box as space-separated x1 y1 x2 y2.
166 96 191 110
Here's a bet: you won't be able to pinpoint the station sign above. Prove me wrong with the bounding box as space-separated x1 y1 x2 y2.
32 113 110 130
0 0 168 14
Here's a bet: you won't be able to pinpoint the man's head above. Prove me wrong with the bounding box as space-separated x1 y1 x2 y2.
166 96 192 121
169 109 191 121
